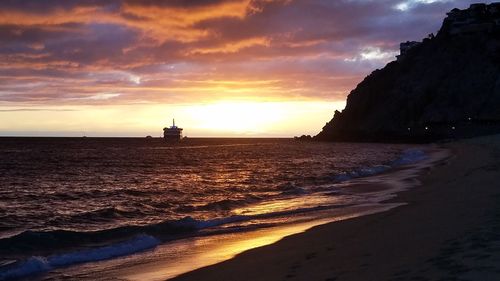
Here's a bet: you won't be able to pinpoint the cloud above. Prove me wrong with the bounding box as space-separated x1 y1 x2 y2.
0 0 487 106
0 108 76 112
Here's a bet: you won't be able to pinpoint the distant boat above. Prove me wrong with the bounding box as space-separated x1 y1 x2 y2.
163 119 183 142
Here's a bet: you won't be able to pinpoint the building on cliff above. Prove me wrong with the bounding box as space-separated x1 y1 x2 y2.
400 41 421 55
398 3 500 60
444 3 500 35
397 41 421 60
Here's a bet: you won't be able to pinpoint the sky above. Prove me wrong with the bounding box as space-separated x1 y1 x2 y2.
0 0 489 137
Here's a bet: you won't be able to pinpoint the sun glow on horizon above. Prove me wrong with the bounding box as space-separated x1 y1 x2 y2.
175 100 346 137
0 100 345 138
187 101 289 134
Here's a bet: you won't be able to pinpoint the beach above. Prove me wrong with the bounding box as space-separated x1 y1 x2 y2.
172 134 500 281
1 136 498 281
2 1 500 281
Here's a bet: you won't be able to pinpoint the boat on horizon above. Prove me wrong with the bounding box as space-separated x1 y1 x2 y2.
163 119 183 142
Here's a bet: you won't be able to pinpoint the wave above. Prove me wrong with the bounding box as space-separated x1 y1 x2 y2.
390 148 427 166
0 200 356 259
197 199 252 211
0 235 159 281
334 148 426 182
277 182 308 195
69 206 136 221
0 148 430 280
1 149 429 254
0 205 340 280
0 217 200 256
178 194 263 212
334 165 390 182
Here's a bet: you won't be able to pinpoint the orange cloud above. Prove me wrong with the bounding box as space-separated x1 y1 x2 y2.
187 36 270 55
0 0 475 108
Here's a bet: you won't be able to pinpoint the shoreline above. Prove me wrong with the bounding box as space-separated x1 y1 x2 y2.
101 145 449 281
110 147 449 281
30 143 447 281
170 134 500 281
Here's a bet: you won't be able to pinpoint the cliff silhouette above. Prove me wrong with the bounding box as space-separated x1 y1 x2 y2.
316 3 500 142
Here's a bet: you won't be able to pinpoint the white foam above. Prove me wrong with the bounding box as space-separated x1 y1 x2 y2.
0 257 49 281
333 149 427 183
0 235 159 280
391 148 427 166
48 234 159 266
185 215 249 229
335 165 391 182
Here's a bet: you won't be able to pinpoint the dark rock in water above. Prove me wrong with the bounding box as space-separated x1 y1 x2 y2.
316 3 500 142
294 135 313 141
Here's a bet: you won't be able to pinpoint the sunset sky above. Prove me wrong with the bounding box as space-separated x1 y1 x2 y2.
0 0 488 137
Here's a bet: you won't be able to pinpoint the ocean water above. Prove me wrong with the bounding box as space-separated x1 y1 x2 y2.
0 137 430 280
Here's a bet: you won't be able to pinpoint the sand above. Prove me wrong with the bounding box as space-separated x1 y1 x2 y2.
171 135 500 281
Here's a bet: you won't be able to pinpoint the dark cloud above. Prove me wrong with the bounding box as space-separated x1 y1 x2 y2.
123 0 237 8
0 108 76 112
0 23 81 45
0 0 117 13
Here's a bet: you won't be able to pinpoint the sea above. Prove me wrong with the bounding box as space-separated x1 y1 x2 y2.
0 137 446 280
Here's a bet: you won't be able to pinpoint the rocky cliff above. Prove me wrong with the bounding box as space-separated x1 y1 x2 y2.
315 3 500 142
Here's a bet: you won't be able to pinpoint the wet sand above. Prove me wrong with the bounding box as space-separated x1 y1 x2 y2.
171 135 500 281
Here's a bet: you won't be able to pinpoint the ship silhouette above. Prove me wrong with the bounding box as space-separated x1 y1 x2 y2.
163 119 183 141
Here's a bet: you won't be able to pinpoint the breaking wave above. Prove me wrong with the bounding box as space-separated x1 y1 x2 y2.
0 235 159 281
